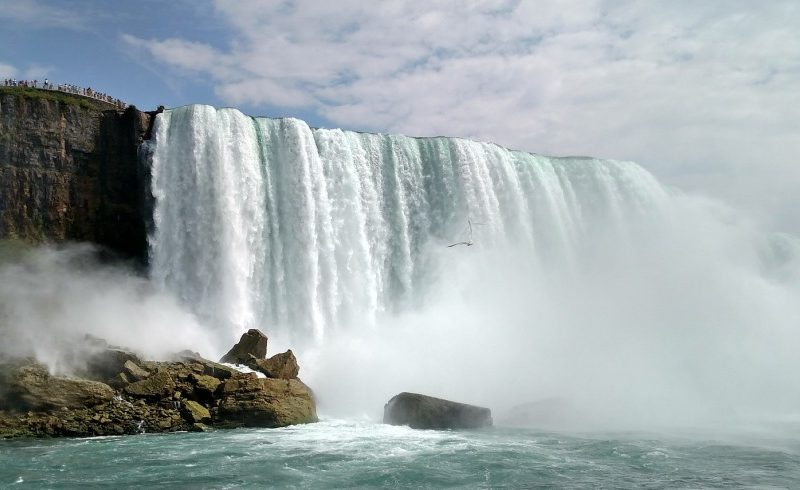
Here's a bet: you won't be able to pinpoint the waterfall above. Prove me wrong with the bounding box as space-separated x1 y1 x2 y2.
148 104 673 339
147 104 800 420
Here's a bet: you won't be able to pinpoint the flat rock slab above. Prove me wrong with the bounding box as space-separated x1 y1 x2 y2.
383 392 492 430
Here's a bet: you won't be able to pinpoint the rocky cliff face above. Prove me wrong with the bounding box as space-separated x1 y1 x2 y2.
0 89 151 260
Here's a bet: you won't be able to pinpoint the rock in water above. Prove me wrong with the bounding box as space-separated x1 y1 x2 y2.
219 329 268 364
383 392 492 430
181 400 211 424
216 374 317 428
250 350 300 379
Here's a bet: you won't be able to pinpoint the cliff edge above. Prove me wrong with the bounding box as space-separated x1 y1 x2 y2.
0 87 152 261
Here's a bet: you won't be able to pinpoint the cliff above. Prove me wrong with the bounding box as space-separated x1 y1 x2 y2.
0 87 152 261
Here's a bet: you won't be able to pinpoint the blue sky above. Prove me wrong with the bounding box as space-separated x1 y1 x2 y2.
1 0 799 233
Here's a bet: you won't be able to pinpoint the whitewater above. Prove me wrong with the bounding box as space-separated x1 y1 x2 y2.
147 104 799 427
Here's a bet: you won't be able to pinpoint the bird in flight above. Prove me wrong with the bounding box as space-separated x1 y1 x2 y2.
447 240 473 248
447 219 486 248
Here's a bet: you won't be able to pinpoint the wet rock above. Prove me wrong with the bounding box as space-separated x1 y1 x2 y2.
219 329 268 364
216 376 317 428
172 350 202 361
124 370 175 399
250 350 299 379
197 360 239 380
383 392 492 430
122 360 149 382
190 422 211 432
190 374 221 401
0 330 317 438
82 346 141 383
109 372 130 389
3 362 115 411
181 400 211 424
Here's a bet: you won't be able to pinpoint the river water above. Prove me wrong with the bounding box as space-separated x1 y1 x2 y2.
3 419 799 488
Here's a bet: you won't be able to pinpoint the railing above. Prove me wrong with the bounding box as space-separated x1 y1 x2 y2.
2 79 128 109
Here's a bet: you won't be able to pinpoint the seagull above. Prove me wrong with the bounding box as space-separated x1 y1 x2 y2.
447 219 485 248
447 240 473 247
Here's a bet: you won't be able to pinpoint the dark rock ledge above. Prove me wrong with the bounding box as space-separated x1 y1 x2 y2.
0 329 317 439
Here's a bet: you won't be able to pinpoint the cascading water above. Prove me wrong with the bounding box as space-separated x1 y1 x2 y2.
149 105 668 339
148 104 800 425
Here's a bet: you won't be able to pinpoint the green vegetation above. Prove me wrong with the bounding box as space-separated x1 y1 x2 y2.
0 86 100 111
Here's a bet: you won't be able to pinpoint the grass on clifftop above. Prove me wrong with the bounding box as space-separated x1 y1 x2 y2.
0 86 103 111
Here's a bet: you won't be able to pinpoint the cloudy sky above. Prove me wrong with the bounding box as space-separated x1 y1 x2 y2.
1 0 798 233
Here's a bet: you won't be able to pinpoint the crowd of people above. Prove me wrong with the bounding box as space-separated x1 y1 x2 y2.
2 78 127 109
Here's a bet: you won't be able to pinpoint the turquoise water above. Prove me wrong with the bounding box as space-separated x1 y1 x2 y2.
2 420 799 488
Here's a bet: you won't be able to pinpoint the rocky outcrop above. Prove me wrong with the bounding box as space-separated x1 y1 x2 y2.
1 362 115 411
216 375 317 428
250 350 300 379
219 328 268 364
0 332 317 439
0 87 151 261
383 392 492 430
182 400 211 424
123 370 176 400
82 341 143 384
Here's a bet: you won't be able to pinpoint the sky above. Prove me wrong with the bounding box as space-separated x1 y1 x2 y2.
1 0 798 234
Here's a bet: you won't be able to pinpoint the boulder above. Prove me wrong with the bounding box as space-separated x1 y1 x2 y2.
172 349 203 361
383 392 492 430
190 374 221 401
197 360 239 380
216 375 317 428
122 360 150 382
250 350 299 379
82 347 141 383
3 363 115 411
181 400 211 424
219 329 268 364
109 372 130 389
124 370 175 400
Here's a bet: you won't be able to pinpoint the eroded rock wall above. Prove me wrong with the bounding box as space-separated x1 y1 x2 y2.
0 90 151 260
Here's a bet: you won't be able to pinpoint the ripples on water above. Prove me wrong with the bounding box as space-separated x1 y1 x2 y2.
2 419 799 488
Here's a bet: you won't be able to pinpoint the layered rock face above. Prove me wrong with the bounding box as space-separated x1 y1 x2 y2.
0 88 151 260
384 392 492 430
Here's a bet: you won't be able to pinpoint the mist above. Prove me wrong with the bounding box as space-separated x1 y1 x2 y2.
0 243 216 374
88 103 800 433
1 195 797 431
301 192 800 430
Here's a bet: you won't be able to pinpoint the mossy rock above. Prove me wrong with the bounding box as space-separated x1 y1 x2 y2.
123 370 175 399
181 400 211 424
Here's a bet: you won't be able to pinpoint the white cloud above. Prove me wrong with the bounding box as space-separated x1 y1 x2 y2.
22 64 52 80
0 0 86 28
0 62 53 81
0 62 16 79
123 0 800 232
